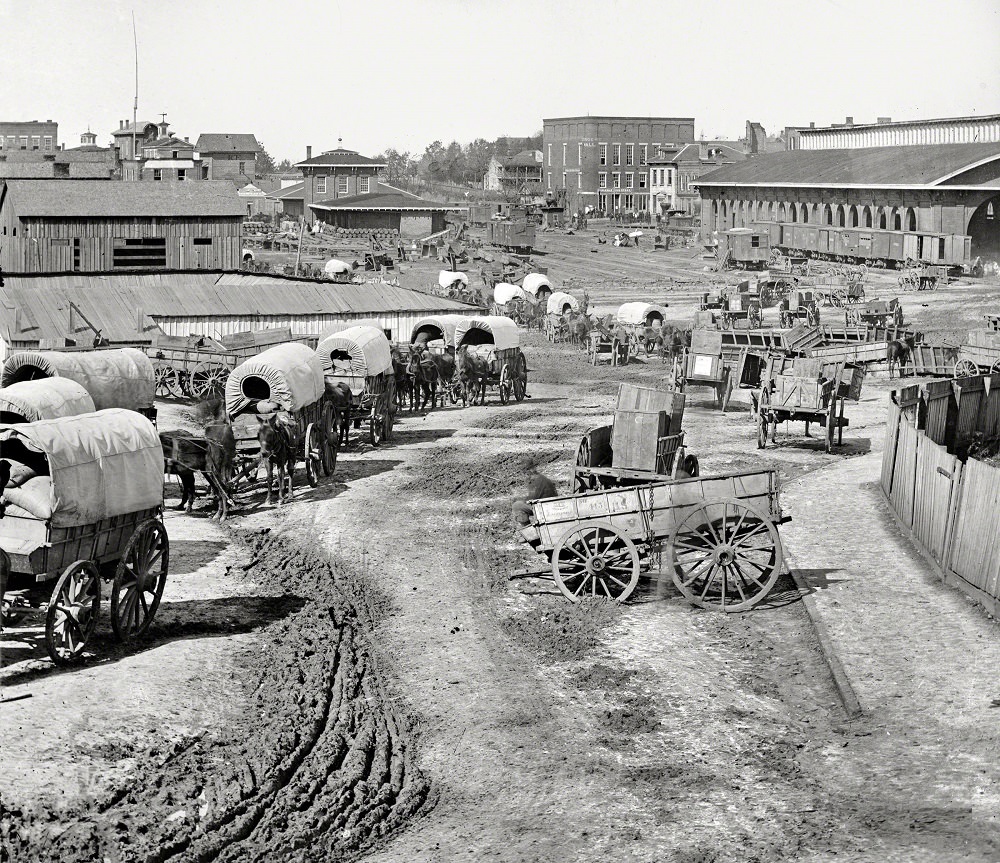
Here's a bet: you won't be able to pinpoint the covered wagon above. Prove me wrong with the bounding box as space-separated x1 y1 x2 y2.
547 291 580 316
453 316 527 405
491 283 531 324
438 270 469 291
0 409 167 663
2 348 156 422
225 342 334 489
617 302 669 355
316 325 396 446
0 378 96 423
410 314 470 353
522 273 552 299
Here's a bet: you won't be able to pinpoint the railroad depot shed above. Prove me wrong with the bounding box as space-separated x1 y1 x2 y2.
0 272 478 361
308 189 448 238
0 179 245 272
695 143 1000 260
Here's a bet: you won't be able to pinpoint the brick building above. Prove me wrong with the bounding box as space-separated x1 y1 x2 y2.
293 145 387 214
541 116 695 214
0 121 58 153
648 142 744 218
196 133 262 184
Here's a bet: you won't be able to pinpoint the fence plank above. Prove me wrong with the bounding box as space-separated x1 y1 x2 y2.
881 400 901 496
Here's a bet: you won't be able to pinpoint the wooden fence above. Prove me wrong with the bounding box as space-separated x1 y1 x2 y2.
881 373 1000 616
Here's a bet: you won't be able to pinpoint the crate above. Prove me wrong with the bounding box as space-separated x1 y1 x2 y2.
686 352 722 381
616 383 685 433
611 410 669 471
691 328 723 354
774 375 833 410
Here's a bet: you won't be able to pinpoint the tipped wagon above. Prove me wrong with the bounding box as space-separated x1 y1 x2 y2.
316 325 396 446
454 316 528 405
2 348 156 424
226 343 335 490
0 410 168 664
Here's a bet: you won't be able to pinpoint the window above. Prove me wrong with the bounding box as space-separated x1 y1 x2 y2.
562 172 567 188
43 136 53 151
638 172 647 189
639 144 647 166
625 172 634 189
751 235 761 248
177 169 186 181
547 144 551 166
238 161 246 174
578 143 582 165
337 176 348 194
666 169 673 185
612 172 621 188
153 169 162 181
547 172 551 188
31 136 40 150
193 238 212 246
598 172 607 188
316 176 327 195
988 202 995 220
73 238 80 271
202 164 210 180
5 137 14 149
624 194 634 210
625 144 634 166
19 136 28 150
172 151 179 159
112 237 166 269
562 143 566 165
599 143 607 166
612 144 621 165
359 175 370 194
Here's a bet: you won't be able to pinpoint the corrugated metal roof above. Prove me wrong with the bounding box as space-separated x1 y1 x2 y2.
1 179 246 217
196 133 262 153
0 272 476 346
695 143 1000 188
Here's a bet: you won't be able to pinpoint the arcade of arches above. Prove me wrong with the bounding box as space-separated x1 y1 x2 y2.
704 190 1000 258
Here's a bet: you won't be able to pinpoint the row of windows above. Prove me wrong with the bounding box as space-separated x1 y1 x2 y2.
649 168 674 186
596 192 649 212
713 199 924 231
596 171 649 190
314 175 368 195
0 135 54 150
545 142 656 168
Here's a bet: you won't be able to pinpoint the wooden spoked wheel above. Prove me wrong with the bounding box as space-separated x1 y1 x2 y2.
320 407 335 476
45 560 101 664
748 306 762 329
756 390 771 449
498 365 512 405
954 359 979 378
551 521 641 603
154 362 183 399
513 353 528 402
189 362 229 400
305 422 323 484
669 499 782 612
991 360 1000 375
831 288 846 308
110 520 168 643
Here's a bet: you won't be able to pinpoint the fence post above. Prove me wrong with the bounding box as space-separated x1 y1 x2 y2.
941 459 964 576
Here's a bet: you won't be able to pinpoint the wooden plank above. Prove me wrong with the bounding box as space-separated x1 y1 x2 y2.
881 400 901 496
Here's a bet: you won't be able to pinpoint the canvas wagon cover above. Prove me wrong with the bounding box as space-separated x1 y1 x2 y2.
226 342 325 416
617 302 667 326
454 316 520 350
1 348 154 411
315 325 392 378
0 409 162 528
522 273 551 296
411 315 470 346
0 378 96 422
494 283 527 305
438 270 469 289
547 292 580 315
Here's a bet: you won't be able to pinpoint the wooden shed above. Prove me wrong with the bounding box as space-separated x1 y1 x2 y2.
0 179 245 273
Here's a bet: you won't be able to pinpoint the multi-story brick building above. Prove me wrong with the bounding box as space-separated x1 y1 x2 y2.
196 133 262 184
0 121 58 153
648 142 744 218
293 145 387 213
541 116 695 215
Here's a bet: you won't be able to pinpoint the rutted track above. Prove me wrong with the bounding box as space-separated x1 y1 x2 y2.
0 531 431 863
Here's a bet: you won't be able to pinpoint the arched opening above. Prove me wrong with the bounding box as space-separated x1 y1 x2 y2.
863 206 873 228
849 205 859 227
801 203 809 224
823 204 833 225
905 208 917 232
892 208 902 231
878 208 887 229
836 205 846 227
966 194 1000 257
788 202 797 223
778 203 788 222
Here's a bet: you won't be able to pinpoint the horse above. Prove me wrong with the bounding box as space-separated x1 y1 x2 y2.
455 346 489 406
657 325 691 362
571 315 591 348
390 346 414 411
407 347 456 410
258 410 298 506
887 335 915 379
324 379 353 445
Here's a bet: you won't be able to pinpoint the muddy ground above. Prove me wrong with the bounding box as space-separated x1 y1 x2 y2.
2 235 1000 862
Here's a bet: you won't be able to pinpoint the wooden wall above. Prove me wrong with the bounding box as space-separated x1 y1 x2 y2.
0 215 243 272
881 374 1000 617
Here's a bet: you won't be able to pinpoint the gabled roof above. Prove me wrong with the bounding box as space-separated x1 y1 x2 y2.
196 133 262 153
271 181 304 200
111 121 158 137
309 190 447 212
143 135 194 150
1 179 246 217
505 150 542 168
295 148 386 169
695 143 1000 189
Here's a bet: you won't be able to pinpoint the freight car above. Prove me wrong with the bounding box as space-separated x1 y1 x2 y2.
487 218 535 254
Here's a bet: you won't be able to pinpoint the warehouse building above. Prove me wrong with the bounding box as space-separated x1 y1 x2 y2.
0 272 478 361
787 113 1000 151
0 179 245 272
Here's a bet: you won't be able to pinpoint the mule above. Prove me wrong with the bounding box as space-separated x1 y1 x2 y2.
390 346 414 411
258 411 298 506
324 379 353 445
455 346 489 406
407 348 456 410
887 335 915 379
160 425 236 521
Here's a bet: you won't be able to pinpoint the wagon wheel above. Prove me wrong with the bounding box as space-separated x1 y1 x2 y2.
756 389 771 449
954 359 979 378
305 422 323 485
831 288 847 308
189 362 229 400
806 306 819 327
370 408 385 446
991 360 1000 375
153 362 184 399
720 313 733 330
669 499 783 612
551 521 641 603
644 336 655 356
514 353 528 402
498 364 513 405
45 560 101 665
575 436 595 493
320 404 336 476
110 519 169 643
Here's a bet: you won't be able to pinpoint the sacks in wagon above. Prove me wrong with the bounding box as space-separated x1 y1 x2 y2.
225 342 325 417
0 378 96 423
1 348 155 412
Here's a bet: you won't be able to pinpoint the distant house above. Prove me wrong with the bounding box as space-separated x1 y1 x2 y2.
0 179 245 273
0 147 118 180
500 150 543 194
237 183 268 218
112 119 202 181
483 157 502 192
648 142 745 217
0 120 58 153
196 133 262 184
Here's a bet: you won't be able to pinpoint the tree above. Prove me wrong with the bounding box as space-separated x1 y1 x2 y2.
377 148 413 185
256 143 277 177
464 138 493 185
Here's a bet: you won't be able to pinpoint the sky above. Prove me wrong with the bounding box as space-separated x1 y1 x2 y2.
2 0 998 162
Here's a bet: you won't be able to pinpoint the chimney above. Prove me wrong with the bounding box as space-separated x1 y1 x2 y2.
810 122 815 128
306 145 312 160
184 137 189 142
120 120 125 130
845 116 854 126
877 116 892 124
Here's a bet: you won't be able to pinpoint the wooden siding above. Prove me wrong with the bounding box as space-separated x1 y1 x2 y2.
882 373 1000 617
0 215 242 272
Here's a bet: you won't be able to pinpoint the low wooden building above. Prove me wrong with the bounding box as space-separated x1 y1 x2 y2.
0 179 245 272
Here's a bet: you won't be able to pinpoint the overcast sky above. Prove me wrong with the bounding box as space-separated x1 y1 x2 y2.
3 0 998 162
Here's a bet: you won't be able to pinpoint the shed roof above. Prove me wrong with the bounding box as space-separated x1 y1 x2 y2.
0 179 245 217
695 143 1000 189
196 133 262 153
310 191 448 212
271 181 304 200
295 148 386 169
506 150 542 168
